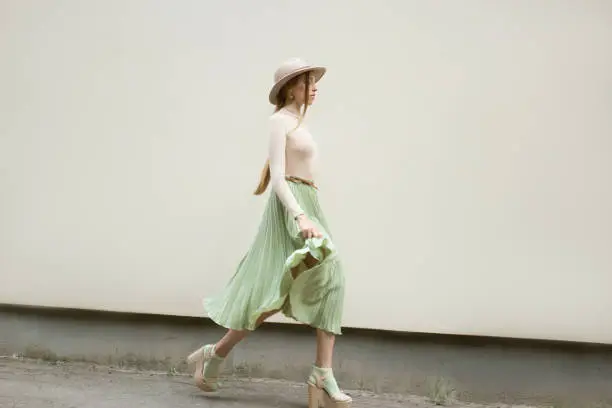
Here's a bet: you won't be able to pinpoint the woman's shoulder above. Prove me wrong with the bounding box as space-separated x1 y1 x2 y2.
270 109 294 120
269 110 296 128
269 110 284 121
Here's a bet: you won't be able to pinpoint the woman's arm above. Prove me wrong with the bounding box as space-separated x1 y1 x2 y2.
268 115 304 219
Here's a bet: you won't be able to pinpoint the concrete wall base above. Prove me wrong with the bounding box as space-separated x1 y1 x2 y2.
1 305 611 407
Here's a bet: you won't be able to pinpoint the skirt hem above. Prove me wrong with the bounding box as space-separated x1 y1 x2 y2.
204 236 343 335
202 182 345 336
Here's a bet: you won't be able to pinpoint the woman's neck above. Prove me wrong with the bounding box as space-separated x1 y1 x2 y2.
282 103 302 117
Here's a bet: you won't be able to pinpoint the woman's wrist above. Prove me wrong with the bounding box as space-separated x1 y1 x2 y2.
294 213 306 221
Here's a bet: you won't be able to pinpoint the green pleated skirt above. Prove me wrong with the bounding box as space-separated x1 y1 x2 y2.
203 180 345 335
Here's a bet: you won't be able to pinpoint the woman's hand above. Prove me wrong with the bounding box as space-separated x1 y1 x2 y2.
296 214 323 239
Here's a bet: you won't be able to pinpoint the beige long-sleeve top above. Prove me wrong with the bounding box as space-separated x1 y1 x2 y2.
268 108 318 219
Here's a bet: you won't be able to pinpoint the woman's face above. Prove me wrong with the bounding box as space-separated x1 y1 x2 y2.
290 72 317 106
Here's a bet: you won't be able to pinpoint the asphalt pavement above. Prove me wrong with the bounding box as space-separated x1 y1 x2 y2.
0 358 539 408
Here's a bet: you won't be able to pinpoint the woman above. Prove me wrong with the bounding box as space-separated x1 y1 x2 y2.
187 58 351 408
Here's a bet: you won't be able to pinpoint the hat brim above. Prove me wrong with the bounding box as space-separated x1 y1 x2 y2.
268 66 326 105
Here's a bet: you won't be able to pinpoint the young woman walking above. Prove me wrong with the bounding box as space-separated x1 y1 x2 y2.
187 57 351 408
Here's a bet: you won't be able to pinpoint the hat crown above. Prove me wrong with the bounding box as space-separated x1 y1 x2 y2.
274 58 311 83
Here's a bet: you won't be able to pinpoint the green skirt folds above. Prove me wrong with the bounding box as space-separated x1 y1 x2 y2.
203 180 345 335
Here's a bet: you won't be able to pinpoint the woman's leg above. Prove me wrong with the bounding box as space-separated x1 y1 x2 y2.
213 329 248 357
214 308 279 357
309 329 351 406
303 249 351 405
315 329 335 368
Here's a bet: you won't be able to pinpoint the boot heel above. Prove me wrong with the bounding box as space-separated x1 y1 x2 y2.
186 344 221 392
307 366 352 408
308 383 352 408
322 391 352 408
308 384 323 408
186 347 203 364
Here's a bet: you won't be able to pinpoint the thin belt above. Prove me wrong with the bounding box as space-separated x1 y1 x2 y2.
285 175 318 190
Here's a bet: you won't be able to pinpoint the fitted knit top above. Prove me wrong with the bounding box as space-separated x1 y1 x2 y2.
268 108 318 219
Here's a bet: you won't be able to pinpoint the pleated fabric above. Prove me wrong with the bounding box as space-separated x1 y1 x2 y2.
203 181 345 335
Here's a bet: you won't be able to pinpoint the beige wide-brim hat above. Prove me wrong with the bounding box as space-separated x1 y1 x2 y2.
268 57 326 105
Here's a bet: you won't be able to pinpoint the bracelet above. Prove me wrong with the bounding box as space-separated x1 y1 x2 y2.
294 213 304 221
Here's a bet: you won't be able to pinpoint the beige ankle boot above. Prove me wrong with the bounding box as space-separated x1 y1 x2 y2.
186 344 224 392
307 365 352 408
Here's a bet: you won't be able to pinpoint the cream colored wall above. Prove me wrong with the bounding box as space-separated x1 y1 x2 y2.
1 0 611 344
